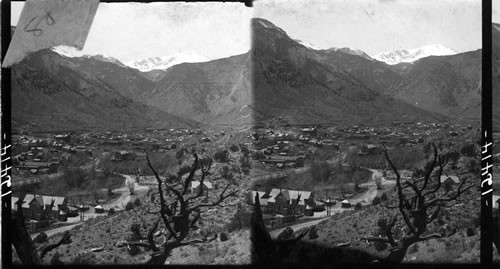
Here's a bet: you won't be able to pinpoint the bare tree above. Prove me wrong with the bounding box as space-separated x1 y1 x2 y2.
362 143 475 263
134 152 238 264
12 195 72 264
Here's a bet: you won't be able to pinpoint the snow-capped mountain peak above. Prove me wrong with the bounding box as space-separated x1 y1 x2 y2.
50 45 80 58
372 44 457 65
127 52 210 72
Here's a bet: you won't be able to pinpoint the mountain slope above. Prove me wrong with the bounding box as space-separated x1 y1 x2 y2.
251 18 445 125
134 53 252 126
386 50 481 120
11 50 198 131
316 48 402 93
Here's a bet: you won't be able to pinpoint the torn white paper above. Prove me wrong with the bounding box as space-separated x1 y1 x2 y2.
2 0 100 68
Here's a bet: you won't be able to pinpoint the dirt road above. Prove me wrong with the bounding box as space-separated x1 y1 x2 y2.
31 223 81 239
269 217 329 238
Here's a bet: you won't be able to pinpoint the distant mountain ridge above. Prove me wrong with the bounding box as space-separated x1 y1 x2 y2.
127 52 210 72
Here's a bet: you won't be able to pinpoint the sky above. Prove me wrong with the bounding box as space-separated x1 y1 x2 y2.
255 0 482 56
494 0 500 23
11 2 252 63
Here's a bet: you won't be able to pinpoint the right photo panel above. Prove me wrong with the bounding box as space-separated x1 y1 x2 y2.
493 0 500 263
250 0 481 265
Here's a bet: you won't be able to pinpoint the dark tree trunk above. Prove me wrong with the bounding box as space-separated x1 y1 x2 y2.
11 207 41 264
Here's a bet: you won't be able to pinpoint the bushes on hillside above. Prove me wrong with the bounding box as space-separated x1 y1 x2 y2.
240 156 251 175
229 144 239 152
108 208 115 215
214 150 229 163
125 201 134 211
460 143 477 157
225 203 251 232
133 198 141 207
372 197 381 206
277 227 295 240
309 226 319 240
354 202 362 210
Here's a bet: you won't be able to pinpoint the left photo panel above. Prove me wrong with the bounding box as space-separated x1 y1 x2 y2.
5 1 253 265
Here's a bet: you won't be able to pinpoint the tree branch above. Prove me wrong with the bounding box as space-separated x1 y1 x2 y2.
382 144 416 235
182 154 199 195
426 180 475 208
145 151 178 239
147 218 160 252
39 231 72 259
419 143 438 192
190 184 238 212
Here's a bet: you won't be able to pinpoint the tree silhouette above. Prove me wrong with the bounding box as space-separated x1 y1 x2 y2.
361 143 475 262
136 152 238 264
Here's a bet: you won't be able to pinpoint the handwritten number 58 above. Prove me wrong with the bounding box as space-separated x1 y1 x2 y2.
23 12 56 37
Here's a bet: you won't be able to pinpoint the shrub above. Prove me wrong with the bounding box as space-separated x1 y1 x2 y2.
229 144 239 152
177 165 192 177
240 156 251 175
460 143 477 157
108 208 115 215
133 198 141 207
50 252 63 265
354 202 362 210
125 201 134 211
128 245 140 256
220 233 229 242
214 150 230 163
72 253 97 264
380 193 388 202
34 232 48 244
130 223 142 240
374 240 387 251
225 203 251 232
408 243 419 254
277 227 295 240
308 226 319 240
466 227 475 237
372 197 381 206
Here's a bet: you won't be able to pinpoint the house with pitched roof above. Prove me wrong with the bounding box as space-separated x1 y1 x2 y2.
24 194 44 220
440 175 460 185
41 195 67 219
190 180 213 195
12 194 67 220
266 189 315 216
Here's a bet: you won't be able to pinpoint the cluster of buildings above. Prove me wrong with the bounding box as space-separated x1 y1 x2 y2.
250 189 316 217
11 193 69 221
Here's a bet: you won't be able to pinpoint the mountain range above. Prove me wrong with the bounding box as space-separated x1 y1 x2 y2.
11 19 481 131
251 18 480 125
11 49 199 132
